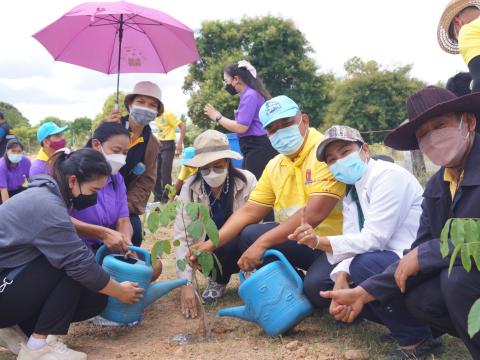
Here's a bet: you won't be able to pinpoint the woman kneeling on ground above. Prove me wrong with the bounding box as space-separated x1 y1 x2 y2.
0 148 143 360
174 130 257 318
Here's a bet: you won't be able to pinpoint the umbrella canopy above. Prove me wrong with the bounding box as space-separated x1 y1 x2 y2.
33 1 200 105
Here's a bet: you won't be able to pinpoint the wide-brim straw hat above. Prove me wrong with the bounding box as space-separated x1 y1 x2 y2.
438 0 480 54
124 81 164 114
384 86 480 150
184 129 243 168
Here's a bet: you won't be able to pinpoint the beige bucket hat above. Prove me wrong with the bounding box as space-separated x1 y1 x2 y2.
184 129 243 168
124 81 164 114
437 0 480 54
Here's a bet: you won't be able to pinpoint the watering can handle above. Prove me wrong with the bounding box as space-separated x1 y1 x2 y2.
95 245 151 266
238 249 303 290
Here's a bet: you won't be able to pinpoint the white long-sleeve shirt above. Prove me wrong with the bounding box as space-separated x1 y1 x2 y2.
327 159 423 281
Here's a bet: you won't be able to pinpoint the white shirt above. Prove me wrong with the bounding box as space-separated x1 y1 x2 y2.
327 159 423 281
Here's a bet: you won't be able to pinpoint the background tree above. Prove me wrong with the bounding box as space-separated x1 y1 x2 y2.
0 101 30 128
94 92 127 126
15 126 38 154
323 57 425 143
69 116 93 147
183 16 332 129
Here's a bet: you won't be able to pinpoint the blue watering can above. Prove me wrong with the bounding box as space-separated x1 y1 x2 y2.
96 245 187 324
217 249 313 336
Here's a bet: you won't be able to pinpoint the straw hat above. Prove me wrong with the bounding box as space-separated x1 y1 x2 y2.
437 0 480 54
184 130 242 168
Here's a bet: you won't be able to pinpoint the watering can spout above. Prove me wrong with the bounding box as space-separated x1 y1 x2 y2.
144 278 187 308
217 306 252 322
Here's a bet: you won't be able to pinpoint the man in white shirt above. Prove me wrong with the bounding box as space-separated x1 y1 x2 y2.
290 125 440 358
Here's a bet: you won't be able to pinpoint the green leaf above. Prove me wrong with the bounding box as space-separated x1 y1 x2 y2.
177 259 187 271
212 253 223 275
210 267 218 282
151 241 164 267
161 240 172 255
164 202 178 222
468 298 480 338
198 204 210 223
451 219 465 247
198 251 214 277
205 218 220 247
165 184 177 199
147 211 160 234
186 203 199 220
187 220 204 241
465 219 479 243
191 248 201 256
440 218 453 258
461 244 472 272
159 209 170 227
471 243 480 271
449 244 462 276
173 239 181 247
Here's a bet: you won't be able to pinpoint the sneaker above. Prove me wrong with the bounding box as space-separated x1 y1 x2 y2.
0 325 27 355
17 335 86 360
201 280 226 304
386 336 443 359
90 316 139 327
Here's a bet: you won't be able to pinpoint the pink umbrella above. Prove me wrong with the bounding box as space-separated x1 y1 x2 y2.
33 1 200 108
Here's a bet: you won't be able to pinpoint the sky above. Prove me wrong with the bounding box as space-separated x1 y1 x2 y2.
0 0 467 125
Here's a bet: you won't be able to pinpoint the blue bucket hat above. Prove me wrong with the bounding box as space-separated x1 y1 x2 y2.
259 95 299 128
179 146 195 165
37 122 69 143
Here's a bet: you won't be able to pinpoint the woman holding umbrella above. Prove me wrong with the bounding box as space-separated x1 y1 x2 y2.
204 60 278 180
107 81 161 247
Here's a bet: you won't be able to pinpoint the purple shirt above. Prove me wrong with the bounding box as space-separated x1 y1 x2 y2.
70 173 129 247
0 156 31 190
235 86 267 138
29 159 52 178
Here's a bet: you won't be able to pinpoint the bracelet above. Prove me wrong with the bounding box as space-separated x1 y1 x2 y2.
215 113 223 122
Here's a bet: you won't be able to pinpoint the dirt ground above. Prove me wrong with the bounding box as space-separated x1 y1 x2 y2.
0 228 471 360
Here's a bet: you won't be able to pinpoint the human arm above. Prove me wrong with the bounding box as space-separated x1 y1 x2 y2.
99 278 144 304
116 217 133 245
204 104 248 134
0 188 9 203
71 217 129 253
176 122 186 155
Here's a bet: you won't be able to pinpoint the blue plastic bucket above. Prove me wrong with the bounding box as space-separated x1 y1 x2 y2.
226 133 243 168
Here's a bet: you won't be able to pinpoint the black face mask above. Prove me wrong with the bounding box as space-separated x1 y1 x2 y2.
224 83 237 96
72 185 98 211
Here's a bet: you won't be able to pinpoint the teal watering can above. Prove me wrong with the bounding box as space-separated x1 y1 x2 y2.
218 249 313 336
96 245 186 324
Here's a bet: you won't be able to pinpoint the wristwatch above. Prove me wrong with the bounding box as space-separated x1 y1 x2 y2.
215 113 223 122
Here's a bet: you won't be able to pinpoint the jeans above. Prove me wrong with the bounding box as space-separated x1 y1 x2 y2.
154 140 175 202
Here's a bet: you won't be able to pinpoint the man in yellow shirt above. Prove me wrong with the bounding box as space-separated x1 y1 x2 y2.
191 95 345 307
153 109 186 203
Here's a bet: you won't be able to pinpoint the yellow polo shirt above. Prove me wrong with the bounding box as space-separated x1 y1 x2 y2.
37 148 49 162
155 110 181 141
444 168 464 200
459 16 480 64
178 166 197 181
249 128 345 236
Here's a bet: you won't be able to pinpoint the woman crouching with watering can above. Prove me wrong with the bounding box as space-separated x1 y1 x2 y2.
0 148 143 360
174 130 257 318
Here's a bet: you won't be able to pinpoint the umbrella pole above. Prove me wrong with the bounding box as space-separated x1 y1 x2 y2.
115 14 124 112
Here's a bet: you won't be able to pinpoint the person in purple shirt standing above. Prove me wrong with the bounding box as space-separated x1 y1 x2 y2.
204 60 278 180
0 139 31 203
69 122 132 254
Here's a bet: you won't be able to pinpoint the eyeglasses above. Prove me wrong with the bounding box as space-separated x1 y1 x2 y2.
200 166 226 176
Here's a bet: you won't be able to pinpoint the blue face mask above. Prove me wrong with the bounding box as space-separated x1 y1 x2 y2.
269 123 305 155
329 149 367 185
7 154 23 164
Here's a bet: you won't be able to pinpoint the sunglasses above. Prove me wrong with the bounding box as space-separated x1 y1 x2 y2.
200 166 226 176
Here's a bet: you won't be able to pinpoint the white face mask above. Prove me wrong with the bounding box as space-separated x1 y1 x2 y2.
102 148 127 174
202 168 228 188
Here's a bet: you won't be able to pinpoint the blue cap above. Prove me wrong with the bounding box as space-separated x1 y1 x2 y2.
259 95 299 128
37 122 69 143
179 146 195 165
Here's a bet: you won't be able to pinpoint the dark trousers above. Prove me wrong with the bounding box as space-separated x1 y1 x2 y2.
405 267 480 358
0 256 107 336
130 213 143 247
238 135 277 180
154 140 175 202
212 235 242 285
349 252 432 346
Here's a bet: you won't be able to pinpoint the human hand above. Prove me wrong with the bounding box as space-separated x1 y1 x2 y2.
329 273 352 322
237 243 267 271
204 104 220 121
288 207 320 249
175 143 183 156
102 228 129 253
181 284 198 318
117 281 144 304
104 110 122 123
394 247 420 293
188 241 215 270
320 286 373 323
